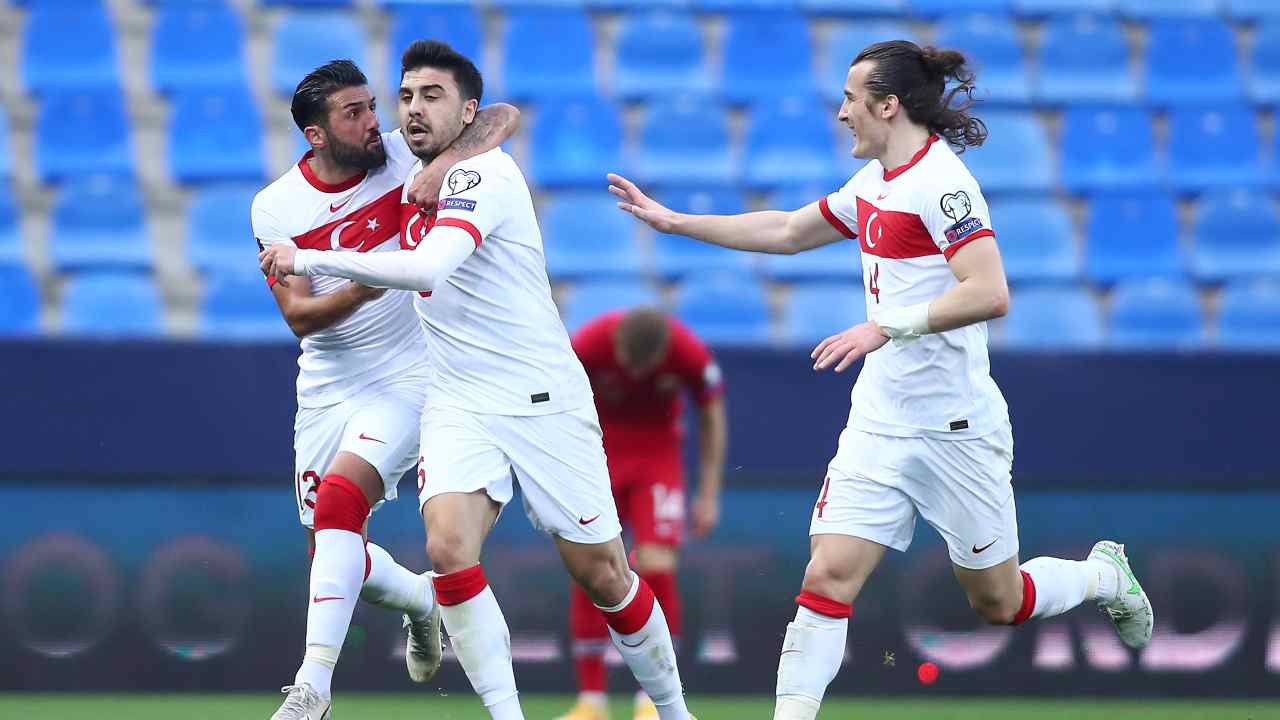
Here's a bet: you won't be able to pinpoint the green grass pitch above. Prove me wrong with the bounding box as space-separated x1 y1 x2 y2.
1 694 1275 720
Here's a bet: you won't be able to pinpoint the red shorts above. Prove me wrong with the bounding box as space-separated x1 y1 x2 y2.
607 444 685 547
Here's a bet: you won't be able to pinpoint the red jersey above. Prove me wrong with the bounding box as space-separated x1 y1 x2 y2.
573 312 723 456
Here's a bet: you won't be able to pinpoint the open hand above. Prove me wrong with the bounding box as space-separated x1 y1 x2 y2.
259 245 298 287
607 173 680 234
811 321 890 372
691 493 720 539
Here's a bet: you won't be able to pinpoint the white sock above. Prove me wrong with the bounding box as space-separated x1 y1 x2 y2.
598 573 688 720
579 691 607 707
1020 557 1099 620
774 606 847 719
361 542 434 618
295 528 365 697
435 569 523 720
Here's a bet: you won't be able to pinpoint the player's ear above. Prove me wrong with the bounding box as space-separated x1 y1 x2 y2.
303 124 325 149
462 98 478 125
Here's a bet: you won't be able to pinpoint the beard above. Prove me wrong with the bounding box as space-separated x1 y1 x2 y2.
328 133 387 171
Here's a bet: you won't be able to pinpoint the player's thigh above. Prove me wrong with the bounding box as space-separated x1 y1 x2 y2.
492 404 623 545
622 446 687 551
803 533 889 605
810 428 918 555
292 404 350 529
903 423 1019 572
337 377 428 509
422 489 503 573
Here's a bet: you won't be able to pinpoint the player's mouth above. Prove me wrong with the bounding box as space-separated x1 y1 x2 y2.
405 123 430 143
365 134 383 149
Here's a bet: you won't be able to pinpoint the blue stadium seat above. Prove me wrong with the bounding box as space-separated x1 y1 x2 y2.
261 0 353 6
271 12 368 97
151 4 246 94
0 107 11 178
631 97 735 186
49 178 152 272
934 14 1030 104
201 270 292 340
963 111 1053 192
1120 0 1220 18
1060 106 1159 192
1000 286 1104 349
1217 280 1280 348
909 0 1011 14
561 279 663 333
676 272 772 345
0 183 19 265
586 0 691 10
188 185 258 272
722 12 817 104
1108 279 1204 349
1192 190 1280 281
61 271 164 338
1035 15 1138 104
1227 0 1280 21
1085 192 1185 284
614 13 712 100
502 8 596 101
36 92 135 184
823 24 917 93
799 0 904 13
386 6 482 95
529 97 623 188
761 187 862 281
744 98 840 189
653 190 754 277
1145 19 1244 106
22 2 120 94
1248 21 1280 105
1167 108 1267 193
169 90 266 185
990 198 1078 284
0 264 40 337
1013 0 1115 15
782 282 866 346
540 192 647 278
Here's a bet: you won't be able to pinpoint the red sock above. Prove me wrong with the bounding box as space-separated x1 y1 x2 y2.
1011 570 1037 625
570 582 609 693
640 570 681 641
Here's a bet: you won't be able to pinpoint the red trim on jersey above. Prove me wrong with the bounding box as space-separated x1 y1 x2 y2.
856 197 940 260
292 186 403 253
818 196 857 239
298 150 368 193
432 565 488 606
796 590 853 619
882 134 941 182
943 228 995 260
435 217 483 247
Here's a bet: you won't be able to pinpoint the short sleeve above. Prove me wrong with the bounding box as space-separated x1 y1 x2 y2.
431 156 506 248
251 195 294 286
818 176 859 240
918 177 996 260
668 320 723 407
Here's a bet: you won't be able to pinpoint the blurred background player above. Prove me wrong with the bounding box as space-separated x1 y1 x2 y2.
559 308 727 720
608 40 1154 720
261 41 693 720
252 58 518 720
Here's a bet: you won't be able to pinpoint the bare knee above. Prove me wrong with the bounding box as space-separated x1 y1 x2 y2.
967 589 1021 625
425 527 479 574
801 555 860 603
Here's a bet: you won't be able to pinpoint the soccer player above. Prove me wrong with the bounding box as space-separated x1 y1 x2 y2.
606 41 1154 720
260 41 693 720
560 309 727 720
252 59 518 720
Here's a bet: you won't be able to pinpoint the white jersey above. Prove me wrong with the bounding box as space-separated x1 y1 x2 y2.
252 131 426 408
819 134 1009 439
399 147 593 416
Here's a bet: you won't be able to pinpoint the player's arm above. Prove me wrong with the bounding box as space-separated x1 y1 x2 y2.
407 104 521 210
263 227 477 292
608 173 845 255
692 396 727 538
918 236 1010 333
269 275 385 338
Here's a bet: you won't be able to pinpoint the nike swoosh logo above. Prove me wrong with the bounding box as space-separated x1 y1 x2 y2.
330 197 353 213
578 515 600 525
359 433 386 444
620 635 647 648
313 595 344 603
876 193 888 201
972 539 998 554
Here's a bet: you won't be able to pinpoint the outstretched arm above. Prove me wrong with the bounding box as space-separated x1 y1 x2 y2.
260 228 477 292
608 173 846 255
408 104 521 209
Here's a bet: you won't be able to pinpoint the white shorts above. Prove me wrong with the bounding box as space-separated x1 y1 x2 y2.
810 422 1017 570
292 372 427 528
417 403 623 545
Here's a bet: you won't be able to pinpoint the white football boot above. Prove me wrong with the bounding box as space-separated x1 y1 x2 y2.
1089 540 1154 649
270 683 331 720
404 577 444 683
